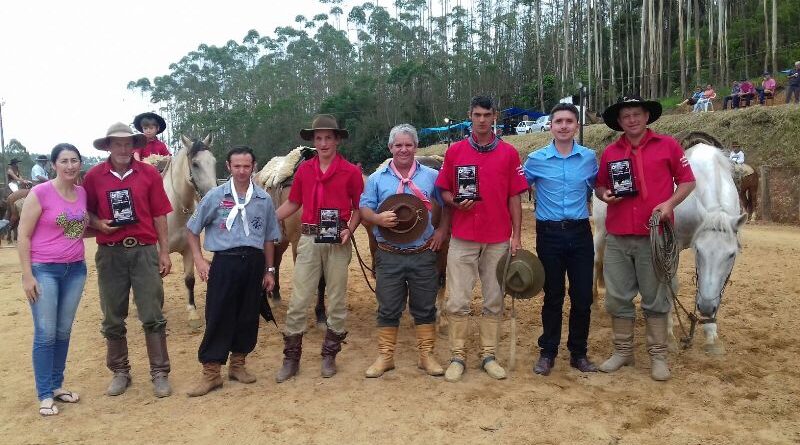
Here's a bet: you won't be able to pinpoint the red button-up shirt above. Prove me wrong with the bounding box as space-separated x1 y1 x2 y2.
83 158 173 244
596 129 695 236
288 154 364 225
435 138 529 244
134 139 171 159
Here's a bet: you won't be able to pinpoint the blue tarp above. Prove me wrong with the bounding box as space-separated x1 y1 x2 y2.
419 121 472 137
501 107 546 120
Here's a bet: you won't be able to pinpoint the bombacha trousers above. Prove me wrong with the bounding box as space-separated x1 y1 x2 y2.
444 237 508 316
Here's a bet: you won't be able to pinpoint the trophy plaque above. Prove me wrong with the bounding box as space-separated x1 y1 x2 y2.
107 188 138 226
454 165 481 202
316 208 341 243
608 159 637 197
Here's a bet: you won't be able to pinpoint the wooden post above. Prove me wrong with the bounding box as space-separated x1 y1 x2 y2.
759 166 771 222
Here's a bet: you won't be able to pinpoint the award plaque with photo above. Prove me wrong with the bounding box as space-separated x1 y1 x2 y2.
608 159 637 197
107 188 138 226
454 165 481 202
316 208 341 243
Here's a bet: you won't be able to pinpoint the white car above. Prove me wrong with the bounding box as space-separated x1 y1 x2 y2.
516 116 550 134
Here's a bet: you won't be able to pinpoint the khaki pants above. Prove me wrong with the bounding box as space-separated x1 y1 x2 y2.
284 235 352 335
444 237 508 316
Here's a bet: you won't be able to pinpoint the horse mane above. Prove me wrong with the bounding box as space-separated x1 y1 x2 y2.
691 210 740 249
677 131 724 151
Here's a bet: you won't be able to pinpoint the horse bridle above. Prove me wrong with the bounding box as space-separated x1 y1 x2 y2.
169 145 203 215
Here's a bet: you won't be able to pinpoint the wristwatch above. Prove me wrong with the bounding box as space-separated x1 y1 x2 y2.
266 266 276 274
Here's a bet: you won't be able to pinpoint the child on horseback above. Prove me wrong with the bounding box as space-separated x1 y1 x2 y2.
132 112 171 162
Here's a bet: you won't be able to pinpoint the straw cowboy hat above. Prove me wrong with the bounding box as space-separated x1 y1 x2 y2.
93 122 147 150
602 94 663 132
133 112 167 134
300 114 349 141
376 194 429 245
496 249 545 299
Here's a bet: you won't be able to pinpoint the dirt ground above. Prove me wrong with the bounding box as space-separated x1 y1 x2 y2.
1 212 799 445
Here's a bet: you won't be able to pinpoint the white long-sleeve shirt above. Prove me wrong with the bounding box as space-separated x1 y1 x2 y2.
729 150 745 165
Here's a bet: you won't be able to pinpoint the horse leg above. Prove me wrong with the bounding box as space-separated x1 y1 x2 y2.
702 322 725 355
183 251 202 329
315 277 327 330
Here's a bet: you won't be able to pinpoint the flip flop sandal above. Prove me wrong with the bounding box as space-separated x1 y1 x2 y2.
39 399 59 416
53 390 79 403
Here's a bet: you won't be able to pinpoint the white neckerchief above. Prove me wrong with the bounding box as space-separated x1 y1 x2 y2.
225 179 254 236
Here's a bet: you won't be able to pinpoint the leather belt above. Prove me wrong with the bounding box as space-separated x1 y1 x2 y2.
301 222 346 236
536 219 590 230
105 236 147 248
377 239 432 255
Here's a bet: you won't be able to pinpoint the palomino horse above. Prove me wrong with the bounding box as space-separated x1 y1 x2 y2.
592 140 746 354
163 135 218 328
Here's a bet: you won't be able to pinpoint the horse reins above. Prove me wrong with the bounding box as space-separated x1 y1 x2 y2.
350 233 376 293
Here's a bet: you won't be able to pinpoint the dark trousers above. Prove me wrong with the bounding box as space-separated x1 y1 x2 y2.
723 95 740 109
198 247 265 364
535 220 594 359
787 85 800 104
374 249 438 327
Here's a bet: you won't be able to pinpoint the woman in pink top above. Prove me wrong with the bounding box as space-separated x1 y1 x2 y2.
17 143 88 416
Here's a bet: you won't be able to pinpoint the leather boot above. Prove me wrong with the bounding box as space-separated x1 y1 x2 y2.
599 317 636 373
479 316 506 380
105 337 131 396
646 316 671 381
415 324 444 376
365 327 397 378
444 314 469 383
187 363 223 397
321 328 347 378
228 353 257 383
275 333 302 383
144 332 172 398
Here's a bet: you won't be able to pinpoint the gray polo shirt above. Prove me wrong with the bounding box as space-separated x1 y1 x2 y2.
187 180 281 252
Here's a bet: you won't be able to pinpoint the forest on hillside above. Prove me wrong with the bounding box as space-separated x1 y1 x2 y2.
128 0 800 170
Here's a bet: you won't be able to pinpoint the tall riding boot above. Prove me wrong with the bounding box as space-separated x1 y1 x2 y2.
479 316 506 380
599 317 636 373
144 331 172 397
365 327 398 378
415 324 444 376
444 314 469 383
275 333 303 383
106 337 131 396
187 363 223 397
229 353 257 383
646 316 671 381
320 328 347 378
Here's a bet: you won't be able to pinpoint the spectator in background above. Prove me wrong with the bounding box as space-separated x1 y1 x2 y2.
729 143 745 165
31 155 50 184
787 61 800 104
723 81 741 110
6 158 31 192
738 78 757 106
678 86 703 109
693 84 716 112
757 72 776 104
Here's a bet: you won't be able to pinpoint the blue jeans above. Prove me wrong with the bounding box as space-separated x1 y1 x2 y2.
30 261 86 400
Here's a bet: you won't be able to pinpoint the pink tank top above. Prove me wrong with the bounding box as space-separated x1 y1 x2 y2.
30 181 88 263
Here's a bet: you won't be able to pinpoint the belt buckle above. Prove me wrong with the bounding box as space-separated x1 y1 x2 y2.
122 237 138 248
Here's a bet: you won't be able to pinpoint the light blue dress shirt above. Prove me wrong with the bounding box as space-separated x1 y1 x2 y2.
523 141 598 221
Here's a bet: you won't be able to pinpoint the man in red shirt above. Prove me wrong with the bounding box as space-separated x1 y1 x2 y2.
435 96 529 383
596 96 695 381
133 112 171 161
274 114 363 382
83 122 174 397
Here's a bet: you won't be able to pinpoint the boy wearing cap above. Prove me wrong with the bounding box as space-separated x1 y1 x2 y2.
595 96 695 381
435 95 529 383
274 114 364 382
83 122 174 397
359 124 449 378
523 103 598 376
133 112 171 161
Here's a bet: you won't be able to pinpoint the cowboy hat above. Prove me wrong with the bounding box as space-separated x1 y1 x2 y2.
93 122 147 150
602 95 663 132
133 112 167 134
35 155 48 162
496 249 545 300
300 114 349 141
9 158 20 165
376 194 429 245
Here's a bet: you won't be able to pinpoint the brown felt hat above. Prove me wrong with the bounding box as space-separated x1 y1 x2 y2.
496 249 545 300
93 122 147 150
377 194 429 245
300 114 349 141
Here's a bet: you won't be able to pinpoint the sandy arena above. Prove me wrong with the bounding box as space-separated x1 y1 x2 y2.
1 212 799 444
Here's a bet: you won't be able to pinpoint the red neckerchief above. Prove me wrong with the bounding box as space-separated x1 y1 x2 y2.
621 129 657 201
312 153 342 218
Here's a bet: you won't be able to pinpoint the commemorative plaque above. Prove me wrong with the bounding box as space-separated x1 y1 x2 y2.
454 165 481 202
608 159 637 197
316 208 341 243
107 188 138 226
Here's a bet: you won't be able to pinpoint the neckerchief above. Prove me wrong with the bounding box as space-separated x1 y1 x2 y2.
312 154 341 221
468 133 501 153
389 160 431 210
225 179 254 236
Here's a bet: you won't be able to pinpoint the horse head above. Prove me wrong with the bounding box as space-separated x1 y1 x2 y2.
691 200 747 317
180 134 217 198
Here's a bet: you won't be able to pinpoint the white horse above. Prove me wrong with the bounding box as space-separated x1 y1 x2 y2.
592 142 746 354
163 135 218 328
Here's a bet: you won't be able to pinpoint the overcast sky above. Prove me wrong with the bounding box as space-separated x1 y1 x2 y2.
0 0 328 158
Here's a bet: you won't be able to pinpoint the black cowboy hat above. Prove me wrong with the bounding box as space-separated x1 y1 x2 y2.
376 194 429 245
35 155 48 162
602 95 663 132
9 158 20 165
300 114 349 141
133 112 167 134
